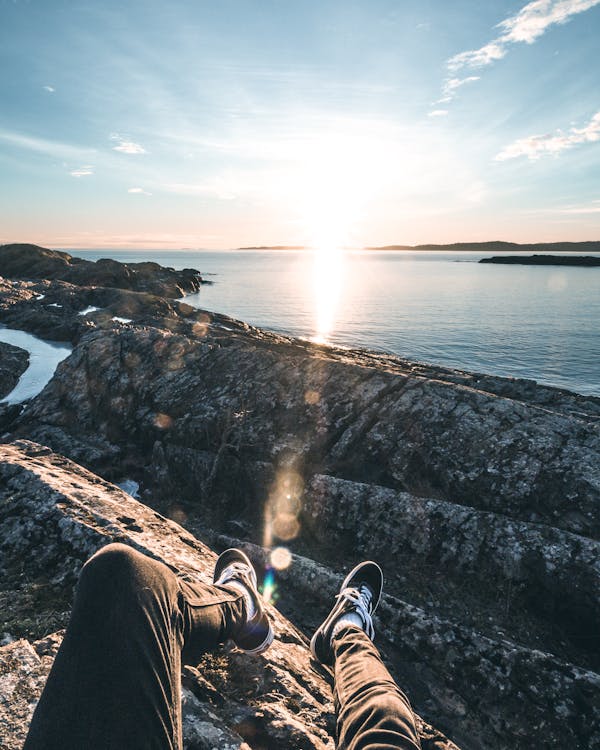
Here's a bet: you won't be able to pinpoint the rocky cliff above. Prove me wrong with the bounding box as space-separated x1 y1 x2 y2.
0 441 456 750
0 256 599 749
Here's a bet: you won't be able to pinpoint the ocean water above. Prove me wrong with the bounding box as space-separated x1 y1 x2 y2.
70 249 600 397
0 326 72 404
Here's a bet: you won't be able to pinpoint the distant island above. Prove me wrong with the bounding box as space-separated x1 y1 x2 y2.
238 241 600 253
368 241 600 252
480 254 600 267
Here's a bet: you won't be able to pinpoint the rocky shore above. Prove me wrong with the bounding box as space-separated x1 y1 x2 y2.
0 243 204 297
0 342 28 399
480 254 600 266
0 244 598 749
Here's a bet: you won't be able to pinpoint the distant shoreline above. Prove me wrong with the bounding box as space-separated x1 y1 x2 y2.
237 241 600 253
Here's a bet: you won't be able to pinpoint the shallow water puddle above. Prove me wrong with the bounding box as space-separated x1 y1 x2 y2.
0 326 72 404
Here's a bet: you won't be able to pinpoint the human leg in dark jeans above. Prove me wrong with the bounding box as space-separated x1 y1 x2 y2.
24 543 271 750
25 545 418 750
312 562 422 750
333 626 421 750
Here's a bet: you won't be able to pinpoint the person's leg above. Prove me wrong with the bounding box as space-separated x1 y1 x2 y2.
311 561 421 750
24 543 248 750
333 625 421 750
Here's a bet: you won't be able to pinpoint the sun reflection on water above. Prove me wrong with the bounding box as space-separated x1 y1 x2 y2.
312 245 345 344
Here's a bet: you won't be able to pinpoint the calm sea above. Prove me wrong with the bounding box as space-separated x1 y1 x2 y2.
70 249 600 397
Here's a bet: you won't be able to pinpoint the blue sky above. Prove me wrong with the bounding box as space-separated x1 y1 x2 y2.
1 0 599 248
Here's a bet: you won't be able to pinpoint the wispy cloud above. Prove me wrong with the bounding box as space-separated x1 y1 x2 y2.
428 109 448 117
0 128 95 161
528 199 600 214
542 200 600 216
128 187 152 195
556 199 600 213
111 134 146 154
43 85 55 93
496 110 600 160
70 166 94 177
449 0 600 71
437 75 480 104
434 0 600 108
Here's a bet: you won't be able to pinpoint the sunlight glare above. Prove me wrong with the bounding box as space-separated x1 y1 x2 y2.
312 244 345 343
287 128 386 343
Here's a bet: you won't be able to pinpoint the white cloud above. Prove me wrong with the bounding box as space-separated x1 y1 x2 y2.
449 0 600 71
495 110 600 160
113 141 146 154
437 76 480 103
428 110 448 117
70 166 94 177
498 0 600 43
449 43 506 71
43 85 55 93
110 134 146 154
128 187 152 195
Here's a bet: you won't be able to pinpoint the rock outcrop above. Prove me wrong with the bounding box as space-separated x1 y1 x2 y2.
0 342 28 399
0 255 598 749
15 321 600 538
480 254 600 266
0 441 456 750
0 275 197 343
0 243 203 297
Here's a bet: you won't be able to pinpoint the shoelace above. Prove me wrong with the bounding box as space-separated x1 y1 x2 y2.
337 584 375 640
216 562 253 587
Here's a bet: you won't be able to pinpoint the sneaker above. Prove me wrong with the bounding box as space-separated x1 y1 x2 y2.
213 548 274 654
310 560 383 666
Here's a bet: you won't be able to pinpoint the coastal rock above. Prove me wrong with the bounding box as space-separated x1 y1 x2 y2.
301 474 600 658
205 534 600 750
15 322 600 540
0 243 202 297
1 263 599 748
0 341 28 399
0 440 456 750
480 254 600 266
0 276 195 343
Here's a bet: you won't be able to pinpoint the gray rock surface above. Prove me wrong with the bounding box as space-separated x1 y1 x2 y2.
0 440 456 750
0 341 28 399
205 534 600 750
0 264 598 748
301 474 600 661
0 243 203 297
15 319 600 539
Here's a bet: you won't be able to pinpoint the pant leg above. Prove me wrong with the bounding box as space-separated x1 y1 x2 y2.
24 543 245 750
333 625 421 750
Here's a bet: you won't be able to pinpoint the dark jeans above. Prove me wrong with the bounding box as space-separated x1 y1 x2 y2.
24 543 420 750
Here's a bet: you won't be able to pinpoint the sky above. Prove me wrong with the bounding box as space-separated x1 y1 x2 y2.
1 0 599 249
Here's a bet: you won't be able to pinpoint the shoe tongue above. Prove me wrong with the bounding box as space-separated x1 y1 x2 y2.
358 583 373 606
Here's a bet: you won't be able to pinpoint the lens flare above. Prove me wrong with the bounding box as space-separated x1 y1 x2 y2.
270 546 292 571
153 412 173 429
262 567 277 604
272 512 300 541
